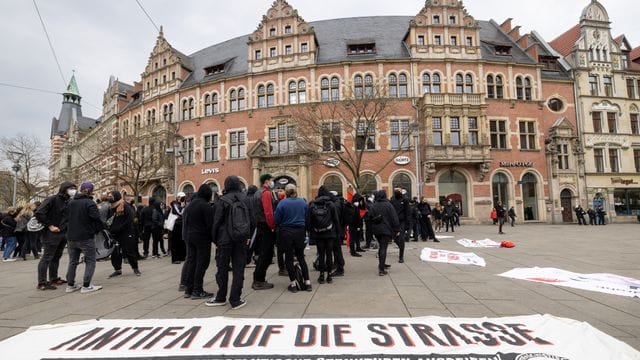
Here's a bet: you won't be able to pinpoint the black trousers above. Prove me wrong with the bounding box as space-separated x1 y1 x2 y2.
253 222 276 283
170 222 186 262
394 226 406 261
214 241 247 305
141 227 152 256
111 233 139 271
37 236 66 285
21 231 39 258
279 226 309 282
332 231 345 272
183 239 212 294
376 235 391 271
314 236 333 273
151 227 165 256
445 216 455 232
349 226 362 254
364 220 373 247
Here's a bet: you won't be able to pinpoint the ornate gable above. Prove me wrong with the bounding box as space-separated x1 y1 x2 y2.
249 0 313 43
141 27 191 100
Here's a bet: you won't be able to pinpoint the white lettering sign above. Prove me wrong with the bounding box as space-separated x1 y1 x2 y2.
500 161 533 168
324 158 340 168
394 156 411 165
201 168 220 175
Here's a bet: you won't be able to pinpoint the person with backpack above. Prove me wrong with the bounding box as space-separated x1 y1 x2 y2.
274 184 311 293
390 188 409 263
182 184 215 300
35 181 77 290
107 190 141 278
252 173 278 291
308 185 341 284
369 190 400 276
206 176 251 309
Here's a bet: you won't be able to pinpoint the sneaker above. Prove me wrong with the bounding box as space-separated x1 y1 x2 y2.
2 258 17 262
205 298 226 307
251 281 274 290
399 258 405 263
384 264 391 269
350 253 362 257
230 300 247 310
178 284 186 292
51 278 67 285
287 284 298 293
133 269 142 276
190 291 214 300
305 284 313 292
65 284 81 293
379 270 388 276
278 269 287 276
80 285 103 294
108 271 122 278
37 283 56 290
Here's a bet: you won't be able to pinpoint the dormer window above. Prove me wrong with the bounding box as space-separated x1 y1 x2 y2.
269 28 276 37
449 15 456 24
284 25 292 34
433 15 440 24
348 43 376 55
417 35 425 45
255 50 262 60
539 56 559 71
495 45 512 56
204 64 225 76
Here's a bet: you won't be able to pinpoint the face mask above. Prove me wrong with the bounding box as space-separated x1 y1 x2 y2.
401 189 407 195
269 181 275 189
369 196 375 202
67 189 77 197
353 202 359 207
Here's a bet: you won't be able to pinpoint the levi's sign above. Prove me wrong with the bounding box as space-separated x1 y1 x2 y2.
201 168 221 175
500 161 533 168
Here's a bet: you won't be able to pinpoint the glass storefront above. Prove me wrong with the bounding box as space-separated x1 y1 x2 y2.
613 188 640 216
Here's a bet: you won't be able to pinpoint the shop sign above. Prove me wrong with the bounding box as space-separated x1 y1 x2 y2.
201 168 221 175
611 177 638 185
393 156 411 165
324 158 340 168
500 161 533 168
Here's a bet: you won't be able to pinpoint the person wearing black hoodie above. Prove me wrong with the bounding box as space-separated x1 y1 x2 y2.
181 184 215 299
107 190 141 278
1 207 18 261
150 198 167 258
390 188 409 263
206 176 251 309
369 190 400 276
35 181 77 290
308 185 341 284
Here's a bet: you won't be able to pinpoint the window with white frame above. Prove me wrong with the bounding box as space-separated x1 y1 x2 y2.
229 131 246 159
322 122 341 152
432 117 442 146
592 112 603 133
524 78 532 100
450 117 461 145
321 76 340 102
300 42 308 52
557 143 570 170
182 137 194 164
607 112 617 133
288 80 306 104
255 50 262 60
133 117 140 136
285 45 292 55
356 120 376 150
456 74 464 93
237 88 246 110
631 113 640 135
468 117 479 145
269 123 296 155
266 84 275 107
589 74 599 96
354 75 364 99
203 134 218 162
594 148 605 173
490 119 508 149
609 148 620 173
603 76 613 96
390 119 410 150
519 120 536 150
389 73 408 98
257 85 267 108
229 90 238 112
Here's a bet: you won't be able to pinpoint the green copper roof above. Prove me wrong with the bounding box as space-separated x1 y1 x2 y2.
65 73 81 97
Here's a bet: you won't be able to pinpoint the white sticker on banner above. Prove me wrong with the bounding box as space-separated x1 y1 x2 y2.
0 315 638 359
457 238 502 248
499 267 640 298
420 247 486 267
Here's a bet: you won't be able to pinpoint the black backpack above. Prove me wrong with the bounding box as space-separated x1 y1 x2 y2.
310 200 333 233
221 196 251 242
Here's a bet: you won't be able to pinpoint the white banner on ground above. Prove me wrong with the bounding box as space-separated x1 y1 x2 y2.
499 267 640 298
0 315 638 359
457 238 502 248
420 247 486 267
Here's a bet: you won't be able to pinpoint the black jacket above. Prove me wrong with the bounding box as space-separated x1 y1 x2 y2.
308 193 341 240
66 193 104 242
0 214 16 238
183 184 214 244
35 181 75 240
212 192 247 247
108 197 135 240
390 191 410 224
370 190 400 237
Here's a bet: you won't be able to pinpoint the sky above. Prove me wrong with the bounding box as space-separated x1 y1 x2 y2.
0 0 638 169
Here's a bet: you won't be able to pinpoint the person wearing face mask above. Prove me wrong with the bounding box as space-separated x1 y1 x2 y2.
34 181 77 290
390 188 409 263
169 192 187 264
252 173 278 290
348 194 366 256
107 191 141 278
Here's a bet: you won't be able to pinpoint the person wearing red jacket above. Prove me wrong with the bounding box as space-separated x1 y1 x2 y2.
251 174 278 290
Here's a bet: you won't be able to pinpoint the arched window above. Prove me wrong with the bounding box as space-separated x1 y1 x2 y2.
152 109 156 123
358 173 377 195
297 80 306 104
390 73 407 98
181 99 189 120
521 173 538 220
229 90 238 112
364 74 374 97
320 77 330 101
211 93 218 114
516 77 524 100
492 172 510 206
354 75 364 99
188 98 195 119
152 186 167 205
524 77 532 100
422 73 431 94
206 181 219 197
465 74 474 93
288 81 298 104
432 73 441 93
237 88 246 110
495 75 504 99
398 73 408 98
323 175 343 196
487 75 495 99
389 73 398 97
266 84 275 107
146 110 152 125
289 80 306 104
455 74 464 93
181 184 195 199
330 76 340 101
204 94 212 116
257 85 266 108
392 173 413 199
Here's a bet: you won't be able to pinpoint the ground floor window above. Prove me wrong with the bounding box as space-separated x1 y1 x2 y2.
521 173 538 220
152 186 167 204
181 184 195 198
492 172 510 207
438 170 468 215
358 173 377 196
323 175 343 196
613 188 640 216
392 173 412 199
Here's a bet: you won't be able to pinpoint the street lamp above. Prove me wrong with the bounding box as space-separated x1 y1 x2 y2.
411 121 421 199
10 151 25 206
165 146 184 196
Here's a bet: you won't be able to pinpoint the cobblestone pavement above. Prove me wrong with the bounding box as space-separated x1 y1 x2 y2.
0 223 638 350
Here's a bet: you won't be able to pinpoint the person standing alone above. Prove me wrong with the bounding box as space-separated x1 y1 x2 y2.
107 191 141 278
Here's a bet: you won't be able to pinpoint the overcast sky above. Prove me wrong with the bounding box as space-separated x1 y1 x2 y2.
1 0 638 168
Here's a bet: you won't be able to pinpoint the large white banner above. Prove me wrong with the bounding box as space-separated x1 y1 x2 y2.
420 247 486 267
457 238 501 248
499 267 640 298
0 315 638 359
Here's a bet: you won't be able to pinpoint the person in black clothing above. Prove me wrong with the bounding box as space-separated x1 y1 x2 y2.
390 188 409 263
348 194 366 257
495 202 506 235
64 182 104 293
508 206 517 227
574 205 587 225
252 173 279 291
408 197 418 241
149 199 166 258
369 190 400 276
308 186 341 284
330 193 347 277
169 193 187 263
363 193 375 249
107 191 141 278
182 184 215 299
244 185 259 267
443 199 456 233
139 201 153 258
206 176 250 309
35 181 76 290
587 207 596 225
1 208 18 261
417 198 438 242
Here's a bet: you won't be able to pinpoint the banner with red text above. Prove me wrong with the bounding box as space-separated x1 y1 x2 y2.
499 267 640 298
457 238 502 248
420 247 486 266
1 315 638 359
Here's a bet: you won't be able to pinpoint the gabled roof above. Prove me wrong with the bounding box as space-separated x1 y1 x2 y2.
479 20 536 64
613 34 624 46
550 24 581 57
631 46 640 62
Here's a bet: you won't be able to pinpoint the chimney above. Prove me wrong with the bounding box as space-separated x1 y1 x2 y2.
507 26 521 42
500 18 513 33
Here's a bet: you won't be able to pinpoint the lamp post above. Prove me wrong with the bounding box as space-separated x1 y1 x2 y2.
10 151 25 207
411 122 421 199
165 145 184 197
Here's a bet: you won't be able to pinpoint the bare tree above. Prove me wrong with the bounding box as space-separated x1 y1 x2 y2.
0 170 14 209
0 133 49 204
292 80 410 193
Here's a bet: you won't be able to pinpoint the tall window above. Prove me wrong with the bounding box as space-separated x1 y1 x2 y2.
288 80 306 104
631 113 640 135
300 42 308 52
492 173 509 206
182 137 194 164
487 75 495 99
524 78 532 100
422 72 441 94
285 45 292 55
270 47 277 57
465 74 474 93
490 119 507 149
634 149 640 172
204 94 213 116
594 148 605 173
609 148 619 173
229 131 246 159
495 75 504 98
203 134 218 162
450 117 461 145
432 73 441 93
356 120 376 150
607 112 617 133
133 117 140 136
450 36 457 46
455 74 464 93
163 104 174 122
266 84 275 107
468 117 478 145
558 144 570 170
388 73 407 98
434 35 442 45
516 77 524 100
354 75 363 99
269 124 296 155
229 90 238 112
255 50 262 60
122 119 129 137
322 122 341 152
519 121 536 150
211 94 218 114
627 79 637 99
589 74 599 96
151 109 156 123
603 76 613 96
417 35 425 45
592 112 602 133
257 85 266 108
188 99 194 119
390 119 410 150
237 88 246 110
321 76 340 102
432 117 442 146
182 99 189 120
422 73 432 94
364 75 374 97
